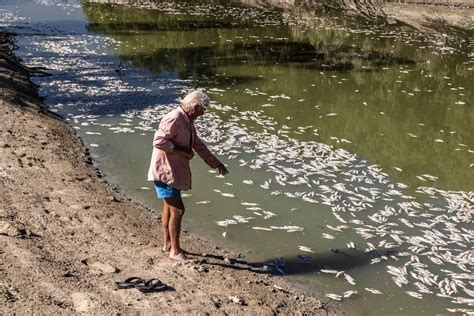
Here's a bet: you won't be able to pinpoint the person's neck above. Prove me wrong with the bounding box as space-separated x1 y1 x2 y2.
180 105 195 121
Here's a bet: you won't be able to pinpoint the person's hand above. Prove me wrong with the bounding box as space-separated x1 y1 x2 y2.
216 162 229 175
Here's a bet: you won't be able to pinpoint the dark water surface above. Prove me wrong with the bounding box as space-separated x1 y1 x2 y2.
1 0 473 314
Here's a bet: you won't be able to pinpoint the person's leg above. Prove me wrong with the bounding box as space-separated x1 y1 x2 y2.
161 201 171 252
164 197 188 261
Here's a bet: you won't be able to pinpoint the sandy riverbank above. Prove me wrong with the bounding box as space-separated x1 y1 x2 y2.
382 2 474 34
0 32 333 314
236 0 474 35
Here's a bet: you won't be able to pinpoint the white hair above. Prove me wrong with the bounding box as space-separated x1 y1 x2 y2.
180 89 209 112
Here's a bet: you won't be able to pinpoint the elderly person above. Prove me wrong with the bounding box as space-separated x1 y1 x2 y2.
148 89 228 261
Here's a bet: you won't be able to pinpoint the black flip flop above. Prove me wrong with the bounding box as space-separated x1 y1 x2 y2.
115 277 146 289
136 278 167 293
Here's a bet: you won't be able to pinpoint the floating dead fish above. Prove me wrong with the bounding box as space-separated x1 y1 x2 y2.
246 206 264 211
325 293 342 301
233 215 253 223
406 291 423 299
252 227 272 231
196 200 211 204
241 202 259 206
298 246 314 253
322 233 335 239
262 211 277 219
216 219 237 227
270 225 303 232
343 290 358 298
344 274 356 285
221 193 236 198
365 288 383 295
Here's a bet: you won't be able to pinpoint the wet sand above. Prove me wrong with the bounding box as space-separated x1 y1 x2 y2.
0 32 332 314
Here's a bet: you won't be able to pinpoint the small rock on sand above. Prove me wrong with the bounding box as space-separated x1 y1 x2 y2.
228 295 246 305
83 259 119 274
0 221 20 237
0 221 35 238
71 292 96 312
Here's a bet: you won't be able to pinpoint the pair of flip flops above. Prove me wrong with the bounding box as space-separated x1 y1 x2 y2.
115 277 168 293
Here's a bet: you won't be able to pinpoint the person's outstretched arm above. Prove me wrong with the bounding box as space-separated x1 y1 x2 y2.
193 135 228 175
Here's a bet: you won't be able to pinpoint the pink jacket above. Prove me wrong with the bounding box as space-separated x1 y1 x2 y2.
147 106 221 190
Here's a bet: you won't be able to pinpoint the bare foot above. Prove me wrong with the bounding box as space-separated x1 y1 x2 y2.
162 243 171 253
169 252 189 261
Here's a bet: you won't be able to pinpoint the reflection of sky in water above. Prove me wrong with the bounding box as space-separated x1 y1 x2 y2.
2 1 473 315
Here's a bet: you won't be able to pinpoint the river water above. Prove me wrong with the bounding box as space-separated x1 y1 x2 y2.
1 0 473 314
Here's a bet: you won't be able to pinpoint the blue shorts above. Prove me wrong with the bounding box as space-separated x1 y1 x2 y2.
154 181 181 199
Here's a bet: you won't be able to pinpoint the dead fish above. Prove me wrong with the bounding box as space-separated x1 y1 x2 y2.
406 291 423 299
343 290 358 298
365 288 383 295
325 293 342 301
322 233 335 239
298 246 314 253
344 273 356 285
196 200 211 204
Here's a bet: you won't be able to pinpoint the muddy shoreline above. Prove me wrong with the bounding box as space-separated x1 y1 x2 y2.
235 0 474 34
382 3 474 35
0 32 336 314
